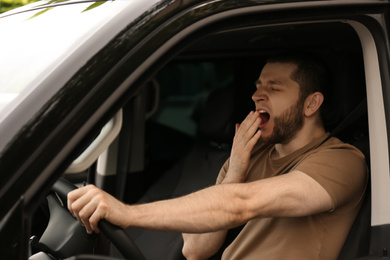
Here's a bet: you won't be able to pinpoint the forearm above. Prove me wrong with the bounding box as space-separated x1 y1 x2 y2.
124 171 335 232
126 181 246 259
125 184 249 233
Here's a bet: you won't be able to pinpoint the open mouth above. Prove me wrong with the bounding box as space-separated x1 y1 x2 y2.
258 110 270 128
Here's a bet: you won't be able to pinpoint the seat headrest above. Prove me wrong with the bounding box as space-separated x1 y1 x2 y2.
198 86 236 143
198 85 253 144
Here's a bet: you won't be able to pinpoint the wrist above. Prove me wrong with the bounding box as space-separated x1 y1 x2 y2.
221 170 245 184
121 204 135 228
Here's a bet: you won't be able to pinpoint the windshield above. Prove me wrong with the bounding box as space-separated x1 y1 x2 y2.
0 0 162 155
0 0 131 115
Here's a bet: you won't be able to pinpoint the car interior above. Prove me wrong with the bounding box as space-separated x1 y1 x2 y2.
30 19 371 260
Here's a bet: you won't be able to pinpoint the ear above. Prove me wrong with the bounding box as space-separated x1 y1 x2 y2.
304 92 324 117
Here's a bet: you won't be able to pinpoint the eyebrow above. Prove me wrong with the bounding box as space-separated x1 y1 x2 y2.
255 79 283 86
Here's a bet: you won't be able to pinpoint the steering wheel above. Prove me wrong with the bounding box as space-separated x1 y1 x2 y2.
31 178 145 260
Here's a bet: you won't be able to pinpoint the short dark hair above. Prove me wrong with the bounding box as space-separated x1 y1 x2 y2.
266 53 329 123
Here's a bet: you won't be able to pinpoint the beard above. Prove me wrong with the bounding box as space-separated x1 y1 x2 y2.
260 98 305 145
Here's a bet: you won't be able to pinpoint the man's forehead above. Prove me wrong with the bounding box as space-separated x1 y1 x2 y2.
258 62 297 81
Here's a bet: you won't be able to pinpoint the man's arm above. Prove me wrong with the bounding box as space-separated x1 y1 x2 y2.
67 170 332 233
67 110 333 252
67 111 332 248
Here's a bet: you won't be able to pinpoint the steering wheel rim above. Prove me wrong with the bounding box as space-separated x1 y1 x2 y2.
52 178 146 260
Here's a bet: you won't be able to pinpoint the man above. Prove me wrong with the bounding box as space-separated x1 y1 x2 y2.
68 54 368 259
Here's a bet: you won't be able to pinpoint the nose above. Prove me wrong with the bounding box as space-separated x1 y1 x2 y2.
252 88 267 103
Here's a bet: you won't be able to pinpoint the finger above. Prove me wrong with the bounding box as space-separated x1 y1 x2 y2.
233 127 261 161
77 199 100 234
247 116 261 140
235 123 240 133
239 111 260 134
234 112 253 140
68 186 97 230
235 112 261 145
67 185 94 215
83 220 94 234
247 129 262 150
67 189 81 215
89 207 105 234
240 111 256 127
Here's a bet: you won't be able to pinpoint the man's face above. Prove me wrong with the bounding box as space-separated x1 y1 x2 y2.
252 62 304 145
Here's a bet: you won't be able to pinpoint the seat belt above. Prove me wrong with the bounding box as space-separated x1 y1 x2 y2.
330 98 367 137
283 98 368 174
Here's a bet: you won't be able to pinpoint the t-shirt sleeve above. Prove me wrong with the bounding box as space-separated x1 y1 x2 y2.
216 158 230 184
295 146 368 211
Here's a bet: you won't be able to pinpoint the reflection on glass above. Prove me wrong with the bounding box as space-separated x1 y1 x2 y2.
0 0 125 114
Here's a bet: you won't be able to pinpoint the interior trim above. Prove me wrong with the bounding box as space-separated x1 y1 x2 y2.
349 20 390 226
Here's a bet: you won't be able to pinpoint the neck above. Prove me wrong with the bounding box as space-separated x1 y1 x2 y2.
272 125 326 159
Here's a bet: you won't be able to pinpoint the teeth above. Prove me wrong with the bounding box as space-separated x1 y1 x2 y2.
258 110 267 114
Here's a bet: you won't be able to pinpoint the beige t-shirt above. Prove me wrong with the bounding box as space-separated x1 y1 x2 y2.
218 133 368 260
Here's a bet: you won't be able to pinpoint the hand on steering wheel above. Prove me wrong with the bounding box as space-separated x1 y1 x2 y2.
36 178 145 260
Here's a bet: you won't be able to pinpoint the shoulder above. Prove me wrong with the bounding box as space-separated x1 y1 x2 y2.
298 136 367 178
302 136 366 168
324 136 365 156
297 136 368 209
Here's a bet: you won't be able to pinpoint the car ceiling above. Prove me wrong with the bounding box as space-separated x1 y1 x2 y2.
179 22 361 59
